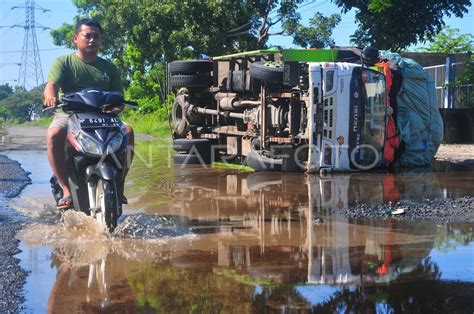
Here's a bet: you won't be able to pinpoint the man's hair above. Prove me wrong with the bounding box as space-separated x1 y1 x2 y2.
75 18 103 34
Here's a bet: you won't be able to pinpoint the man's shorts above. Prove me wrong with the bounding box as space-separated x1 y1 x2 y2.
48 112 69 130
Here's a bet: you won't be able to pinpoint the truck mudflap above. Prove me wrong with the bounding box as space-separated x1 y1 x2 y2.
245 149 282 171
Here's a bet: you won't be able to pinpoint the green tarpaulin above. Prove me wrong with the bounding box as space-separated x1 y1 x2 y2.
380 51 443 166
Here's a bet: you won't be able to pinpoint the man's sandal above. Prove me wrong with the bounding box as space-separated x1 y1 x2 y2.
57 196 74 210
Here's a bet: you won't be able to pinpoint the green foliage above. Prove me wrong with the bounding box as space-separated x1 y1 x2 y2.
23 115 53 127
50 22 76 49
122 111 172 138
455 61 474 86
0 84 14 101
249 0 305 46
367 0 393 13
332 0 471 50
421 26 474 53
290 12 341 48
451 61 474 108
0 87 44 123
64 0 260 65
122 85 174 138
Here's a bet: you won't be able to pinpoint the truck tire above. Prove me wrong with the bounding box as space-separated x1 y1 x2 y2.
169 74 213 88
174 153 210 165
169 60 212 74
172 95 189 137
173 138 210 154
249 61 284 83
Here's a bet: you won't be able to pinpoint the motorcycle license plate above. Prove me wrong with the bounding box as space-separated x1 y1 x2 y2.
79 116 121 128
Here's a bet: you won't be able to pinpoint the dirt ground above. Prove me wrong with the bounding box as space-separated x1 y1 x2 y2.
434 144 474 167
0 125 154 151
0 125 47 151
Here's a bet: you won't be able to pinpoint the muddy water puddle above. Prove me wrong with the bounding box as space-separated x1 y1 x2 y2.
4 143 474 312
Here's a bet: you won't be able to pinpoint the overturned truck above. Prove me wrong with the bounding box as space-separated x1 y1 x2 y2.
169 47 443 172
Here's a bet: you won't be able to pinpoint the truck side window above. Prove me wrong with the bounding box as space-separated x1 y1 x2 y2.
325 70 334 92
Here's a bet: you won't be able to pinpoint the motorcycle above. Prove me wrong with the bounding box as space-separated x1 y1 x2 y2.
50 88 137 232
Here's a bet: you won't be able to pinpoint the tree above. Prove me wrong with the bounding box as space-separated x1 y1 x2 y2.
290 12 341 48
0 84 14 101
421 26 474 53
0 87 43 123
51 1 260 68
332 0 471 51
244 0 305 47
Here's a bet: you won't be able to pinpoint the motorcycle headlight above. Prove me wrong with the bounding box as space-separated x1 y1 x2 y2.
106 133 124 153
77 133 102 155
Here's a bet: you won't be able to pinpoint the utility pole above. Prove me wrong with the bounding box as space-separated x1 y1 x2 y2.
5 0 50 90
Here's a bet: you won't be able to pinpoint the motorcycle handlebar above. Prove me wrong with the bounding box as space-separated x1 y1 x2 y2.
42 101 139 112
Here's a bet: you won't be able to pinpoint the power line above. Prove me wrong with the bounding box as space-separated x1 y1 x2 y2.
0 47 69 54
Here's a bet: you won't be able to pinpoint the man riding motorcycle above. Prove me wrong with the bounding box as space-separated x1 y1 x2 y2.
44 18 134 210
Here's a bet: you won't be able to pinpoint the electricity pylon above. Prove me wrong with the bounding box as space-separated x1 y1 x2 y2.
10 0 50 89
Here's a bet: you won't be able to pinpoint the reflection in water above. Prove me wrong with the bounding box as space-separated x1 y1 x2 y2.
14 142 474 312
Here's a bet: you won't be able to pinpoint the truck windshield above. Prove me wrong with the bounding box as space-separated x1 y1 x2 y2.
354 69 386 168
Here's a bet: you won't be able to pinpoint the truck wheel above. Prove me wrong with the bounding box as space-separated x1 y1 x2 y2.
95 179 119 233
172 95 189 137
174 153 210 165
169 60 212 75
173 138 211 154
169 74 213 88
249 61 284 83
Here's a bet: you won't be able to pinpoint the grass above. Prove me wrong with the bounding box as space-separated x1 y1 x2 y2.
122 113 172 139
213 162 255 172
23 116 54 127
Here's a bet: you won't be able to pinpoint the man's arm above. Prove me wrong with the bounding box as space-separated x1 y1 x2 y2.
44 81 60 108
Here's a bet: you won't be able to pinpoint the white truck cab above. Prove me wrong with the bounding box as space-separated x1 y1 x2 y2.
307 62 386 172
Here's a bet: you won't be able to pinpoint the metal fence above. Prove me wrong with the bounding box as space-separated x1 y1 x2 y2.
424 61 473 109
424 64 447 108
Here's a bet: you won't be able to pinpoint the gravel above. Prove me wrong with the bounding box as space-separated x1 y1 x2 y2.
0 155 32 197
0 154 30 313
0 208 28 314
338 196 474 223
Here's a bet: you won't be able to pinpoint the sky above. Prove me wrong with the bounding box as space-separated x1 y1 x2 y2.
0 0 473 89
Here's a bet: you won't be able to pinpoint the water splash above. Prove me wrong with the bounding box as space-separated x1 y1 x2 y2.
17 210 198 267
114 213 192 238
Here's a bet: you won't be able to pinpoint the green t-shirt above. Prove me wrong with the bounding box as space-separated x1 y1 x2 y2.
48 53 123 96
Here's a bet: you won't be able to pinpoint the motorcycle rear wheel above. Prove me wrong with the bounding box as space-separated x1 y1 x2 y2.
95 179 119 233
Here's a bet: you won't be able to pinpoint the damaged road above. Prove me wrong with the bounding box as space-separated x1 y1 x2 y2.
0 154 32 314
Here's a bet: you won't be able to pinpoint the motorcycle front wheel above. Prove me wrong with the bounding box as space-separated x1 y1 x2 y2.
95 179 119 233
